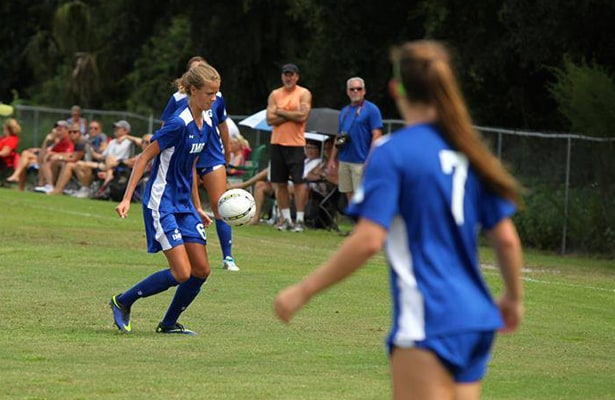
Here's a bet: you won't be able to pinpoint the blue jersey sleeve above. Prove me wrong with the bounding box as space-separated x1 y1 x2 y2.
213 94 228 125
160 96 177 123
152 116 183 151
346 139 400 229
160 92 189 123
479 190 516 230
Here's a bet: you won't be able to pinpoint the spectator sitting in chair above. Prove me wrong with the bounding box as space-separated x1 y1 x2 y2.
120 133 153 168
0 118 21 178
71 120 133 198
98 132 151 190
229 140 322 226
304 139 342 229
226 135 248 178
306 138 338 195
84 120 108 163
67 105 88 135
46 124 89 195
7 121 72 191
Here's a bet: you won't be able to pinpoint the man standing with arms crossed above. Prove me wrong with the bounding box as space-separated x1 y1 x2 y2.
328 77 383 204
267 63 312 232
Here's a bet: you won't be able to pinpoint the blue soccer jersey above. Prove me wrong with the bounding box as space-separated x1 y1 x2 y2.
160 91 188 123
198 93 228 169
160 90 228 170
143 106 213 213
346 123 516 345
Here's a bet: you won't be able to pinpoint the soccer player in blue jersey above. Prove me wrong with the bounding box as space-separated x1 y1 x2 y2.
274 40 525 400
161 56 240 272
111 64 221 335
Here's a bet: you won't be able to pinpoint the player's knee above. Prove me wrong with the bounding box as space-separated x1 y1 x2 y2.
192 264 211 280
173 269 192 283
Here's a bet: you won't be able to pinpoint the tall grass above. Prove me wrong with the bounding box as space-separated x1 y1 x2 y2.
0 190 613 399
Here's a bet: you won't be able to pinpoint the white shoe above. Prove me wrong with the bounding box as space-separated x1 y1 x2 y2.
292 221 305 232
276 219 294 231
71 186 91 198
34 184 54 194
222 256 240 272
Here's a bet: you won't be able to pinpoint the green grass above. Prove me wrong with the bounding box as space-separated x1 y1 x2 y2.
0 189 614 399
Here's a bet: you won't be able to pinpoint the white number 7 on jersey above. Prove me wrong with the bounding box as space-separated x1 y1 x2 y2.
439 150 469 226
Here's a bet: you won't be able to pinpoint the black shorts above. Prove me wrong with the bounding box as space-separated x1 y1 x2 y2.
269 144 305 184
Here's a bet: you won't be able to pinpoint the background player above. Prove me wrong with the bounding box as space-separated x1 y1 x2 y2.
161 56 240 271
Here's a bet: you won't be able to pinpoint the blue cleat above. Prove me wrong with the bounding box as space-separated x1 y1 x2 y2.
156 322 197 336
110 294 132 333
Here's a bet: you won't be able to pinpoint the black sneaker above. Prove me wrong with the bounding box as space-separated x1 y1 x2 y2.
156 322 197 336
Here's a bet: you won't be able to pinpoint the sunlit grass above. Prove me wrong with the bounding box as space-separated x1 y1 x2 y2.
0 189 613 399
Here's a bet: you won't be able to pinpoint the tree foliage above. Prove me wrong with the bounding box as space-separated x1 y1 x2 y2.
1 0 614 132
549 59 615 138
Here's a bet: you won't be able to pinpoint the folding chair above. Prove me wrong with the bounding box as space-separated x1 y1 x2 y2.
228 143 267 181
306 182 342 232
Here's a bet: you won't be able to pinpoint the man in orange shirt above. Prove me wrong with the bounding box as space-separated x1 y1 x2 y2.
266 63 312 232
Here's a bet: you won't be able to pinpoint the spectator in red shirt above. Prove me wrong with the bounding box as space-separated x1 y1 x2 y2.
34 121 76 193
0 118 20 174
7 121 72 191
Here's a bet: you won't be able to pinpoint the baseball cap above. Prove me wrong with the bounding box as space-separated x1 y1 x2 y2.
55 120 69 128
113 120 131 132
281 63 299 73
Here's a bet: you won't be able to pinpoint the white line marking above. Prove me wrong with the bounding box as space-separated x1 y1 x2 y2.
482 264 615 293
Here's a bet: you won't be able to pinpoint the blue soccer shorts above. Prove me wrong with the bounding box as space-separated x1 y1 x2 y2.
143 207 207 253
390 330 496 383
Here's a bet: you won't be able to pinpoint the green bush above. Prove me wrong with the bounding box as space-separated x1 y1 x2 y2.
565 187 615 255
514 184 564 251
515 183 615 256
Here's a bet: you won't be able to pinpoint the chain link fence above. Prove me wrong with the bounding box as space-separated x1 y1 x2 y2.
475 126 615 255
8 106 615 255
385 120 615 254
12 105 160 148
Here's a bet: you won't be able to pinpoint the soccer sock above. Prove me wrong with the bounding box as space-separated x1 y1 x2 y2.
215 218 232 259
282 208 291 222
117 269 179 307
161 275 207 327
296 211 304 223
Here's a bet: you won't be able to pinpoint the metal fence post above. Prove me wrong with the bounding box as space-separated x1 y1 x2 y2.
561 136 572 254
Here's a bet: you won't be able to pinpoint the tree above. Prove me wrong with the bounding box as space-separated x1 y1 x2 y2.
126 16 193 116
53 1 100 106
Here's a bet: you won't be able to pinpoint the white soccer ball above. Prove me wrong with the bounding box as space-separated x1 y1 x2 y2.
217 188 256 226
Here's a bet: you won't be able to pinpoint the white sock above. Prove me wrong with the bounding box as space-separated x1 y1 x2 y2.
296 212 304 223
282 208 291 221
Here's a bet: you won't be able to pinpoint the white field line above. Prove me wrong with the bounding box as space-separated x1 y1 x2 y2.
481 263 615 293
21 201 119 222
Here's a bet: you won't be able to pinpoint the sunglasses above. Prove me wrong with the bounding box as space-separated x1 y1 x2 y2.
349 87 364 92
69 130 80 133
89 126 99 130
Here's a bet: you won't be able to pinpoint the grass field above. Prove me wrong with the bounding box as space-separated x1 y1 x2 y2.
0 189 614 399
